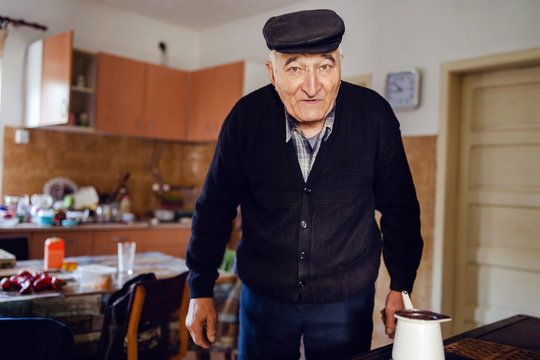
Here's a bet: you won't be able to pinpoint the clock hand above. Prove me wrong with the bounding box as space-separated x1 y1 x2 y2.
389 83 402 92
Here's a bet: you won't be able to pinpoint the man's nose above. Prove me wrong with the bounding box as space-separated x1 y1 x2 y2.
302 69 320 97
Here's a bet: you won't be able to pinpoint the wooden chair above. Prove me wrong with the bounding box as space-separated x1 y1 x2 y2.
99 271 190 360
0 317 74 360
125 271 190 360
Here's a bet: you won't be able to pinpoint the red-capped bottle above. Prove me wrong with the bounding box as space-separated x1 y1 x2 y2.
44 237 65 270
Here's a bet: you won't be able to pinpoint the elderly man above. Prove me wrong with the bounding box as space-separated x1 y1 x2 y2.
185 9 423 360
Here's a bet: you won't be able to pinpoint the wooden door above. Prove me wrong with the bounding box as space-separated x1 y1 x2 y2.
144 64 188 140
95 53 145 136
453 64 540 332
187 61 244 141
40 30 73 126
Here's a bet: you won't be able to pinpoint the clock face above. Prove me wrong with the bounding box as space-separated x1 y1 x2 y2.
385 69 420 110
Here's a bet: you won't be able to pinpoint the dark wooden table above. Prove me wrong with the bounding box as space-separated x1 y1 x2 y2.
355 314 540 359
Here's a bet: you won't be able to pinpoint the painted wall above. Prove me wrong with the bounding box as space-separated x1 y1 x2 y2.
200 0 540 136
2 0 538 186
0 0 200 193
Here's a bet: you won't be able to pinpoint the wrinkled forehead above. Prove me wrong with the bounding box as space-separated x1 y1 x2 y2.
276 50 340 66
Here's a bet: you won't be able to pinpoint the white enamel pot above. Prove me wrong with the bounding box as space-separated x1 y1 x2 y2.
392 292 452 360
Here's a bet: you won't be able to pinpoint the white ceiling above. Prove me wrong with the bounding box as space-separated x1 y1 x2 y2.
81 0 309 31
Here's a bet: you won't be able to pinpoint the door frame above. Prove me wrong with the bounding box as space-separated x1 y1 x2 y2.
432 47 540 335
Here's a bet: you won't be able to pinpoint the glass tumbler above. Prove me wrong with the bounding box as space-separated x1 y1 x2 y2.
117 241 136 274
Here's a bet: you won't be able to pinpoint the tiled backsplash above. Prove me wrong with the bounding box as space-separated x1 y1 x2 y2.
2 126 216 216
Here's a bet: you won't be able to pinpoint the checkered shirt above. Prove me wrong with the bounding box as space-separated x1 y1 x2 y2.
285 107 335 182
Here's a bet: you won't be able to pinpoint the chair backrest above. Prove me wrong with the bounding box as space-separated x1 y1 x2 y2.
98 273 157 360
125 271 190 360
133 272 188 322
0 317 74 360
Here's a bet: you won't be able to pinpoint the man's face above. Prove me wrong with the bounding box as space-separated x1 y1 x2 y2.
266 50 342 125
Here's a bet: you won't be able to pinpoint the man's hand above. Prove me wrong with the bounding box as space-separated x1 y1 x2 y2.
380 290 405 339
185 297 217 349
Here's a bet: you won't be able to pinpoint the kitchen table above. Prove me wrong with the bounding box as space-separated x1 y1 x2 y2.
355 314 540 359
0 252 240 359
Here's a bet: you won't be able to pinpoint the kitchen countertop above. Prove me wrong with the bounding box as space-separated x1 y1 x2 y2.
0 218 192 232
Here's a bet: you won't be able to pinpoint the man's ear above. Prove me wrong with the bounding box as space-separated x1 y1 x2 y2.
266 61 276 86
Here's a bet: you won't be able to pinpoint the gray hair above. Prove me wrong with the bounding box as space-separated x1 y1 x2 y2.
268 46 343 77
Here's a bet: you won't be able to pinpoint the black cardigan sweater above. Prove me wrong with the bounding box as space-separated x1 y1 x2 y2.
186 81 423 304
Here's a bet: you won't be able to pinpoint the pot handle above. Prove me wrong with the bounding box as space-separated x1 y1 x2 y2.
402 291 414 310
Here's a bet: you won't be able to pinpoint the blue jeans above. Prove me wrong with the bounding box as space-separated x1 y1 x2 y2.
238 284 374 360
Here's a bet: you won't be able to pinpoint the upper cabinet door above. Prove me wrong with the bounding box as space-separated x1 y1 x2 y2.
187 61 244 141
40 30 73 126
144 64 188 140
95 53 145 136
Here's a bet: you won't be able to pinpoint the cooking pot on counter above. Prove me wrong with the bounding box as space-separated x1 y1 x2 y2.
154 209 175 222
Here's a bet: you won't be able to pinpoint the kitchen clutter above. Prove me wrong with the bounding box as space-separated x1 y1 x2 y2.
0 171 198 227
150 183 197 225
0 175 138 227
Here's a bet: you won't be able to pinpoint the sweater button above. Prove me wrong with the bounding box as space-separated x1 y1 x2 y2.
298 281 305 288
304 187 312 193
300 220 307 229
299 251 306 260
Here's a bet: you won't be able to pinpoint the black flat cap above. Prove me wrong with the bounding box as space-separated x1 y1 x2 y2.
263 9 345 54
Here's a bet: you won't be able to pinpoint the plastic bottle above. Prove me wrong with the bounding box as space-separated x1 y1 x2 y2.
120 195 131 215
44 237 65 270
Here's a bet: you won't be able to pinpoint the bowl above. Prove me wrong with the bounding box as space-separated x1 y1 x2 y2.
0 217 19 228
37 215 54 226
154 209 175 222
61 219 78 227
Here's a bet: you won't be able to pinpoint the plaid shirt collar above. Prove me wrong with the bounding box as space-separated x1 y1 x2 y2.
284 105 336 182
285 105 336 143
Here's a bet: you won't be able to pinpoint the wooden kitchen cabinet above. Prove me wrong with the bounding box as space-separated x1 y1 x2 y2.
25 30 97 128
95 53 188 140
144 63 188 140
28 230 93 259
93 228 190 258
186 61 244 141
92 229 145 255
137 227 191 259
94 53 145 136
5 226 191 260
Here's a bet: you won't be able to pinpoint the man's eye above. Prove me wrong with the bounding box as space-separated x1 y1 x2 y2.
289 67 299 73
321 64 331 71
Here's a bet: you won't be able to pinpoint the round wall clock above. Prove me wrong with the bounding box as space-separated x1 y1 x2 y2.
385 68 421 110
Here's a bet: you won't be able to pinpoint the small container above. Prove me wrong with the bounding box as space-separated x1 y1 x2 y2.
62 261 78 272
120 195 131 215
0 249 16 268
78 112 89 127
76 74 85 87
44 237 65 270
37 208 54 226
76 264 116 289
154 209 175 222
61 219 78 227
